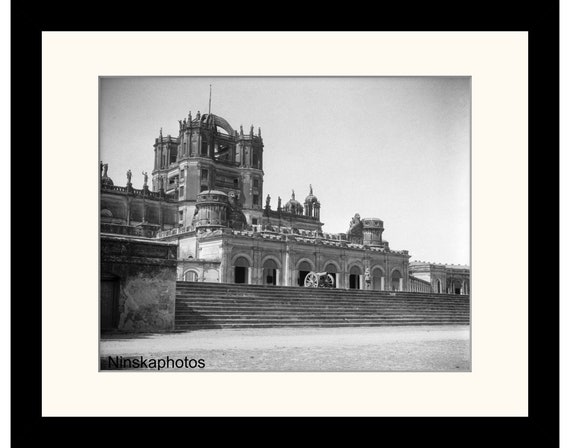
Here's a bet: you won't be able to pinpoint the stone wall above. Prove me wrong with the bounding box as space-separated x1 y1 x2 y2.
101 235 178 332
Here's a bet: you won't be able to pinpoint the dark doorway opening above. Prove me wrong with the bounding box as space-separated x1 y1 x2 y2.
101 273 119 331
235 266 247 284
349 274 360 289
234 256 250 284
298 261 312 286
349 266 361 289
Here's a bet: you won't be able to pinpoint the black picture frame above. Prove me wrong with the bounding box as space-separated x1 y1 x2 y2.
13 1 559 445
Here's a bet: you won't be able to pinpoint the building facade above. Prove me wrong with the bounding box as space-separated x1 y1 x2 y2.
101 108 469 296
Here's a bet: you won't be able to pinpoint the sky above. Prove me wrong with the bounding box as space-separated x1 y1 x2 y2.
100 77 470 265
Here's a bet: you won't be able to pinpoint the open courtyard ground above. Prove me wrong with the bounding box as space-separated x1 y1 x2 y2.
100 325 470 372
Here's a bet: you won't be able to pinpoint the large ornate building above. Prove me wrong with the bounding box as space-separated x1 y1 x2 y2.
100 108 469 296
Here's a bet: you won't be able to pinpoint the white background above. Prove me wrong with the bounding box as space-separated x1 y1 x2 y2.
0 7 566 445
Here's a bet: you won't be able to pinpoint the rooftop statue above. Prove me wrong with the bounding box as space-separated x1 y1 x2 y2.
126 169 132 183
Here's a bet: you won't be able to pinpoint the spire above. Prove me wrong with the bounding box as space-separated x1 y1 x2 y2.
292 189 295 200
159 127 163 141
309 184 313 195
258 127 262 137
188 110 192 121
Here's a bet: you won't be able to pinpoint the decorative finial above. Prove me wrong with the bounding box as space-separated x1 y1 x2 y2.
250 125 254 136
292 189 295 200
126 169 132 184
258 127 261 137
278 196 282 209
240 125 244 135
100 161 104 176
142 171 148 187
188 110 192 121
103 163 108 177
309 184 313 195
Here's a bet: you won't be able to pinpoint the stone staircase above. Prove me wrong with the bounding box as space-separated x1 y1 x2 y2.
174 282 470 330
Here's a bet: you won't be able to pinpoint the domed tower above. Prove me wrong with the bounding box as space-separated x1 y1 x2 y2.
191 190 230 230
151 106 265 229
303 184 321 220
283 190 303 215
361 218 385 246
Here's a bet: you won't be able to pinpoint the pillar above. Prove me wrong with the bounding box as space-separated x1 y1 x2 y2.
399 278 403 291
380 276 385 291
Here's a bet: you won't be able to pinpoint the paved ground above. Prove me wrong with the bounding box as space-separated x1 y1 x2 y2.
100 325 470 372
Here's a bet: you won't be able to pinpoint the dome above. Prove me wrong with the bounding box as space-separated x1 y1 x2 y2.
199 113 235 135
101 176 114 187
284 190 303 215
304 185 319 204
196 190 229 203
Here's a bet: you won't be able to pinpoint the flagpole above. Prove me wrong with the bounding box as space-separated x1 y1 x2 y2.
208 84 212 115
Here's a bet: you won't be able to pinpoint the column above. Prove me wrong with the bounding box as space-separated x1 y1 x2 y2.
126 197 131 226
399 278 403 291
380 276 385 291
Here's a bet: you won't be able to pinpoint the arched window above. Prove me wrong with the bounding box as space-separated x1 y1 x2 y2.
263 259 278 286
372 268 384 291
391 269 402 291
324 263 338 288
184 270 198 282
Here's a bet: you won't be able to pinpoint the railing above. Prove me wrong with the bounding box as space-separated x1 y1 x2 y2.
156 226 194 239
101 223 157 238
101 183 177 201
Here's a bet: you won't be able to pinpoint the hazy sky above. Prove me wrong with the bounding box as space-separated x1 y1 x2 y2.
100 77 470 265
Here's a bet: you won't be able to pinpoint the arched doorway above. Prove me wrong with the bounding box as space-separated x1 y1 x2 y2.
349 265 362 290
184 270 198 282
234 256 250 284
372 267 384 291
324 263 338 288
452 280 462 295
297 260 312 286
436 279 442 293
263 259 278 286
391 269 402 291
101 272 119 331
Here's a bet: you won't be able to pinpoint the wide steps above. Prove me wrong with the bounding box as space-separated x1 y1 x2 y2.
174 282 470 330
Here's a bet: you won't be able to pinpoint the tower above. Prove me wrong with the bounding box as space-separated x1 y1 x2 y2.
150 108 264 228
303 184 321 220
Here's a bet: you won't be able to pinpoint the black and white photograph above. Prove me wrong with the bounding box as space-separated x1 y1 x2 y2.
99 76 471 372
